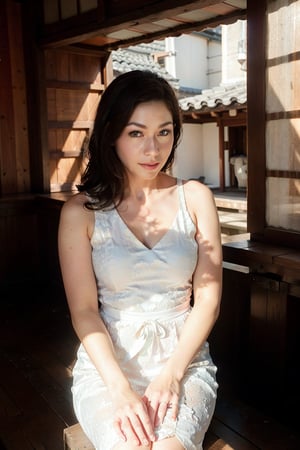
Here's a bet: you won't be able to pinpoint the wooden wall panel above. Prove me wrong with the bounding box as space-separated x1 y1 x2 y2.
7 0 30 193
0 0 30 195
0 46 17 194
44 49 104 191
56 157 83 191
0 199 39 285
69 53 102 83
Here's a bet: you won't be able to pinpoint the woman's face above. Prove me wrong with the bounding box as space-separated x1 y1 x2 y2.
115 101 174 180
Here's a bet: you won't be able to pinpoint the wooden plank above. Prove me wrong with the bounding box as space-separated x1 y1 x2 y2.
46 80 104 91
274 251 300 271
247 0 266 235
44 48 103 192
207 440 233 450
22 7 50 192
55 157 82 190
218 120 225 191
0 48 18 194
39 1 246 48
57 129 88 154
0 354 66 450
0 200 39 284
48 121 93 129
214 393 300 450
68 53 102 84
246 277 288 411
50 150 82 158
209 417 258 450
3 347 76 427
7 0 31 193
0 285 78 447
63 423 94 450
214 197 247 212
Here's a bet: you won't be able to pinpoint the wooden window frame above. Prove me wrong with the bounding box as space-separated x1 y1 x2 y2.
247 0 300 249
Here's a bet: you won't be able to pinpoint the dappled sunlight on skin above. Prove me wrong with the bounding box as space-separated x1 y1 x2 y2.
196 269 219 287
116 181 179 250
194 231 222 289
116 206 166 250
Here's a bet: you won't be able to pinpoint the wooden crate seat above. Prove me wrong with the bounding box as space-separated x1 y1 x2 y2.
63 423 94 450
63 423 233 450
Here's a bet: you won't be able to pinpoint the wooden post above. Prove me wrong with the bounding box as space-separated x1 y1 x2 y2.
218 119 225 191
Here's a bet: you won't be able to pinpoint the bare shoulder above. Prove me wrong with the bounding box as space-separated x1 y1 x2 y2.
182 180 221 249
182 179 216 212
60 193 94 231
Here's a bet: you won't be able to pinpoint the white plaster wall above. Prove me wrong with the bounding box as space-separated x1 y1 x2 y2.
168 22 246 188
172 124 204 180
207 39 222 88
174 34 208 89
202 123 219 187
173 123 221 187
165 37 176 78
222 20 247 84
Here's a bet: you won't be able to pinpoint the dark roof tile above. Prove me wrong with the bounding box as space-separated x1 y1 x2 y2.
179 81 247 111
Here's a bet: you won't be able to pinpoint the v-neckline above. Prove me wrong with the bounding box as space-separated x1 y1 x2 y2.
114 207 179 251
114 182 180 251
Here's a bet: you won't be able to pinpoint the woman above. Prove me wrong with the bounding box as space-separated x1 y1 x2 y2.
58 70 222 450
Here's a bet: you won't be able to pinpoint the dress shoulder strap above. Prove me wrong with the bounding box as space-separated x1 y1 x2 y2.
175 178 196 232
177 178 186 209
177 178 185 204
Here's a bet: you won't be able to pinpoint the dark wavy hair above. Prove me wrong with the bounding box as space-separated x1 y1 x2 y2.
78 70 182 210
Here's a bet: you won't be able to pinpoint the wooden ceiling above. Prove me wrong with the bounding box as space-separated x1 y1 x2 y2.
39 0 247 51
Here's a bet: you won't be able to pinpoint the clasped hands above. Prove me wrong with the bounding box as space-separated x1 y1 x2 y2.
112 374 180 446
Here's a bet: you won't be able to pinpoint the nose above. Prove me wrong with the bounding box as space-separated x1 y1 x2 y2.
144 136 159 154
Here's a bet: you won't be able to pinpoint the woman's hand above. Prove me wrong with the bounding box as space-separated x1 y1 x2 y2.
112 386 156 446
143 371 181 427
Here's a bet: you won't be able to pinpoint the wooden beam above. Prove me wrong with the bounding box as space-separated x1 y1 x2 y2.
22 3 50 193
38 0 246 49
247 0 266 235
218 120 225 191
0 1 17 195
46 80 105 92
48 121 94 130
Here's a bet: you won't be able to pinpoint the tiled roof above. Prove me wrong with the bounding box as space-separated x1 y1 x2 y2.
112 41 179 89
112 43 246 113
179 81 247 112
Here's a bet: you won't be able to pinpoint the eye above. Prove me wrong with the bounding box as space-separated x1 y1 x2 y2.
159 128 172 136
128 130 143 137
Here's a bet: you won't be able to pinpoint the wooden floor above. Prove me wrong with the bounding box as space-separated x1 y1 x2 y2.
1 281 299 450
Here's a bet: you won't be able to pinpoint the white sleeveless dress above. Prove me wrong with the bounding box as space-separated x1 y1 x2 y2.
72 179 218 450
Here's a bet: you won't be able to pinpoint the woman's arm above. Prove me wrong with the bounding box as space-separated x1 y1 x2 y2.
58 194 155 445
164 180 222 375
144 180 222 423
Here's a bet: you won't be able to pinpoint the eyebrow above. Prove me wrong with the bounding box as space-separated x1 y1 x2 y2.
126 121 173 128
